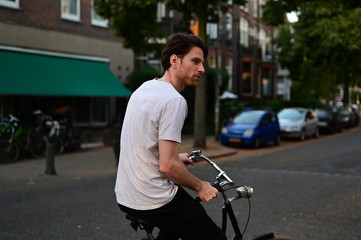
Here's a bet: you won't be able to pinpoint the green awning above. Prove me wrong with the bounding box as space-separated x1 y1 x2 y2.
0 48 132 97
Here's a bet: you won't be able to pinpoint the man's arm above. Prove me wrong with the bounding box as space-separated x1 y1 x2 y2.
158 139 218 202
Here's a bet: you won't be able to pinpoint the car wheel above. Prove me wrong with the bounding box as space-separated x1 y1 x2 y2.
274 135 281 146
338 125 343 132
314 128 319 138
300 130 306 141
253 137 261 148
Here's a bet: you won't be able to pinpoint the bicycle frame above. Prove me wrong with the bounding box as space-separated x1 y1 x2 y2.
189 150 275 240
126 150 277 240
190 150 245 239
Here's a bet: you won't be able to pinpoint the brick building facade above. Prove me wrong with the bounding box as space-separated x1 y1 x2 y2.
0 0 134 143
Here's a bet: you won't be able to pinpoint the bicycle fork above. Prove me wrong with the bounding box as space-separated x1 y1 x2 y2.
222 202 275 240
222 202 243 240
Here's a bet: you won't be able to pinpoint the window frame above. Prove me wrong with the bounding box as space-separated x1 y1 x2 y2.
0 0 20 9
240 17 249 47
73 97 108 127
206 23 218 39
61 0 81 22
91 0 108 27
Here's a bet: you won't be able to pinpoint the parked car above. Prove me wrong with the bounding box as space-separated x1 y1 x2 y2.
350 106 360 126
315 108 343 134
278 108 319 140
338 106 357 128
220 110 281 148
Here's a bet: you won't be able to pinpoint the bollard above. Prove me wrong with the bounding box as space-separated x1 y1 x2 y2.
45 141 57 175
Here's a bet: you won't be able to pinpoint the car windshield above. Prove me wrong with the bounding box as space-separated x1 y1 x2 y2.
316 110 330 118
233 111 263 125
278 109 304 121
340 110 350 115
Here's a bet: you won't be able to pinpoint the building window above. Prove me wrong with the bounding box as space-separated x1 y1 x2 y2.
208 55 216 68
0 0 19 8
61 0 80 22
226 13 232 39
240 17 249 47
253 0 258 18
91 97 107 124
262 78 271 96
74 97 107 126
243 62 252 95
157 2 165 22
262 68 271 97
91 0 108 27
240 2 249 12
259 29 267 60
207 23 218 39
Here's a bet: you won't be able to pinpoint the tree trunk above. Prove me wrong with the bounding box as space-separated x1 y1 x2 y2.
193 0 208 148
326 56 332 107
343 73 350 105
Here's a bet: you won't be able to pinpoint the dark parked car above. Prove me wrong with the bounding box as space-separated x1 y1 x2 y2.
220 110 281 148
338 106 357 128
315 108 343 134
351 106 360 126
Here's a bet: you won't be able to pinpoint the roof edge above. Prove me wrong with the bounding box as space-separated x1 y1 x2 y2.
0 45 110 63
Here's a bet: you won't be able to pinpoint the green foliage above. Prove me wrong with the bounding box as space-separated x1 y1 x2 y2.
245 98 323 112
95 0 165 54
182 67 231 135
263 0 361 106
167 0 247 25
129 64 162 91
95 0 248 143
95 0 248 53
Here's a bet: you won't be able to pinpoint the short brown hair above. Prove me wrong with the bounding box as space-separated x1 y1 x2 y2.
161 33 208 71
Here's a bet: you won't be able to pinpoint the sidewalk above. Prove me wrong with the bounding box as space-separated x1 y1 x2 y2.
0 137 237 181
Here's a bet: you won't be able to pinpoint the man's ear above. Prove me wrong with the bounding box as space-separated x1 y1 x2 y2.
170 54 178 68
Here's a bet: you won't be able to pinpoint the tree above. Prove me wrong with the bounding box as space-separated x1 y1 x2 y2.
95 0 165 54
262 0 361 106
95 0 246 148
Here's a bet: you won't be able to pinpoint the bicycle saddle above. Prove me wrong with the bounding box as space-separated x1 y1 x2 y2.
125 214 155 233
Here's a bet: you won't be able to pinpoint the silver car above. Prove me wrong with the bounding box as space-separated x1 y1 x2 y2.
278 108 319 140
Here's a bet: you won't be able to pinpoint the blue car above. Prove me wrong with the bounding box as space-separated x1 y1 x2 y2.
220 110 281 148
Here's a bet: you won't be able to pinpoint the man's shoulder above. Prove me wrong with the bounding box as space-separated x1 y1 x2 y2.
137 79 183 99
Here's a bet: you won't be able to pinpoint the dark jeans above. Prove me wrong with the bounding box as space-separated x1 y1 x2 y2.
118 186 227 240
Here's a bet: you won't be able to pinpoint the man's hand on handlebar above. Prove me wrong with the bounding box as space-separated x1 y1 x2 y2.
197 181 219 202
179 153 194 166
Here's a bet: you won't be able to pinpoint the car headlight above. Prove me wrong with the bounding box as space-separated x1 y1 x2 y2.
244 129 254 136
221 127 228 134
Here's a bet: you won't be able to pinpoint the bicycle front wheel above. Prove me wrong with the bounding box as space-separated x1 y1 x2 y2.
28 134 47 158
0 140 20 163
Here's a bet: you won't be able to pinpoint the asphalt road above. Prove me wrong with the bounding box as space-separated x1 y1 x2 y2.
1 127 361 240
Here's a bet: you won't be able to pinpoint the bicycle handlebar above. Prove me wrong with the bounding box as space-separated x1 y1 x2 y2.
189 150 234 186
189 150 253 202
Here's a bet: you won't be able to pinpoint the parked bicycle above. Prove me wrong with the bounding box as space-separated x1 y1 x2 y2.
0 114 47 163
125 150 294 240
33 110 64 156
53 113 82 152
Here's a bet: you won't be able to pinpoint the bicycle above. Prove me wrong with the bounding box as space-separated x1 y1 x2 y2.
33 110 64 156
125 150 294 240
0 114 48 162
0 115 21 163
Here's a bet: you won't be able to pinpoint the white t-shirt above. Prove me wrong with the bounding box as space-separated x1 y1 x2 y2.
114 79 188 210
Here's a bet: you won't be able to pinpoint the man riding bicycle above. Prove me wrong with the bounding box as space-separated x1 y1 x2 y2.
114 33 226 240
